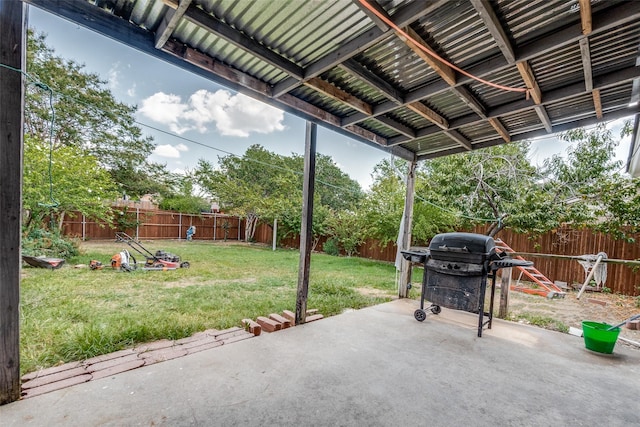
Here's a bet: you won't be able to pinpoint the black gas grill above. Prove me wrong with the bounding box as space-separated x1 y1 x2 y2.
402 232 531 337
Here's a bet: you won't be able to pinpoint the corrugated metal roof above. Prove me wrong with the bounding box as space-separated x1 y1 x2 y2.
27 0 640 161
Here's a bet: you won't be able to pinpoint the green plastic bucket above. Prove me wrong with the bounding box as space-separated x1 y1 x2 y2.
582 321 620 354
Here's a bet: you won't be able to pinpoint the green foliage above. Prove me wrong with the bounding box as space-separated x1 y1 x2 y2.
23 135 119 231
114 207 139 233
26 30 154 171
22 227 79 258
325 210 366 256
159 195 210 214
323 238 340 256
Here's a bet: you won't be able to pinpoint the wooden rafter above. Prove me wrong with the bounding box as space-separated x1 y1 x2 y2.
516 61 542 104
534 105 553 133
339 60 404 104
443 130 472 151
304 77 373 115
579 0 592 35
580 38 593 92
376 116 416 139
470 0 515 64
593 89 603 119
178 0 304 80
406 101 449 129
488 118 510 143
451 86 486 117
155 0 192 49
401 26 456 86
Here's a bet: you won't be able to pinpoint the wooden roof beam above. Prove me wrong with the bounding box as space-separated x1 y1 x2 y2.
579 0 592 35
156 0 192 49
516 61 542 104
338 59 404 104
470 0 515 64
351 0 389 31
488 117 510 143
451 86 487 117
593 89 603 119
443 130 473 151
375 116 416 139
534 105 553 133
304 77 373 115
580 38 593 92
180 2 304 80
406 102 449 129
273 0 448 97
401 26 456 86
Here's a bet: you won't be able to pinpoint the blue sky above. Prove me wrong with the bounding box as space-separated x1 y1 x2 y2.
28 6 634 189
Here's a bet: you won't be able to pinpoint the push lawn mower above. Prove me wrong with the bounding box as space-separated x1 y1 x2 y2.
115 232 190 269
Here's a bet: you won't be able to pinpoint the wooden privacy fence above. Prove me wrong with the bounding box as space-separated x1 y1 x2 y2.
62 209 245 241
61 211 639 296
251 222 640 296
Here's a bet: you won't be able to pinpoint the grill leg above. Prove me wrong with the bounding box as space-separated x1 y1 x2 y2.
488 272 496 329
477 275 488 337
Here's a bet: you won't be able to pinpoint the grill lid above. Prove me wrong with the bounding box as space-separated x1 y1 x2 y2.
428 232 496 262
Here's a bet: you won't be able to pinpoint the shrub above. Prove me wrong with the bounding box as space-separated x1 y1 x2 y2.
22 227 80 259
323 238 340 256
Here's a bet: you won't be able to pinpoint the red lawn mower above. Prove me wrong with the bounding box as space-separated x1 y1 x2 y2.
115 232 190 270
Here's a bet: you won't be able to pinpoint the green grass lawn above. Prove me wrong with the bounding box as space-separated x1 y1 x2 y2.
20 240 405 375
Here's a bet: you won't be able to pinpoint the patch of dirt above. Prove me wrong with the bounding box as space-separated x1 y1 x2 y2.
356 287 397 298
505 288 640 344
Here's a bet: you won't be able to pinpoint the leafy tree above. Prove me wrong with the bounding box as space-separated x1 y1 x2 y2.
361 158 457 246
544 123 640 240
418 142 555 237
158 173 210 214
325 209 366 256
25 31 154 172
23 135 118 232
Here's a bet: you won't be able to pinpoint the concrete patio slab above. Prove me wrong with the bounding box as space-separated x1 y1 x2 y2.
1 299 639 426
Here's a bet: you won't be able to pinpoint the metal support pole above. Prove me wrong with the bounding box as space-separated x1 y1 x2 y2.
272 218 278 251
135 207 139 240
398 159 417 298
0 0 25 404
213 214 217 240
82 214 86 241
238 216 241 240
296 122 317 325
178 212 182 240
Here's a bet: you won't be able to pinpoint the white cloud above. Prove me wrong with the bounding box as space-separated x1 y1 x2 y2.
107 65 120 90
153 144 182 158
175 143 189 152
126 83 136 98
139 89 285 137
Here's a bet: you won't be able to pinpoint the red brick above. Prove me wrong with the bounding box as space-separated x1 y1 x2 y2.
256 316 281 332
139 347 188 364
83 348 138 365
269 313 291 328
218 333 254 345
282 310 296 325
85 353 141 373
214 328 252 340
178 336 220 350
90 359 146 380
306 314 324 322
21 366 88 390
174 332 208 345
242 319 262 336
21 374 92 399
586 298 607 306
306 308 319 315
134 339 174 353
209 327 243 338
21 361 83 382
183 340 224 354
627 320 640 330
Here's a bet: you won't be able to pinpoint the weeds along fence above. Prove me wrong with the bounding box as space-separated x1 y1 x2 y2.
62 209 245 241
61 210 639 296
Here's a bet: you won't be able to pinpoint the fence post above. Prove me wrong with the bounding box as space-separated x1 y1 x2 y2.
82 214 86 241
135 207 139 240
179 212 182 240
213 214 217 240
273 218 278 251
238 216 241 241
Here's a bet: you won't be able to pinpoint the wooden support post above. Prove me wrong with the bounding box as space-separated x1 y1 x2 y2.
577 254 604 300
498 267 512 319
0 0 26 405
296 122 317 325
398 160 417 298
